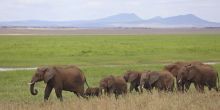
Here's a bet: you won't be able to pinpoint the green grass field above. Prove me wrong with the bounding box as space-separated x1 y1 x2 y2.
0 34 220 110
0 34 220 67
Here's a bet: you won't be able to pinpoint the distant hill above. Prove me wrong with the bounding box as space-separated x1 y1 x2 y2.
0 13 220 28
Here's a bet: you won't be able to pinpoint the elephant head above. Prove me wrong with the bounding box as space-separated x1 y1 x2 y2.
99 75 115 95
29 67 56 95
177 65 193 87
148 72 160 86
123 71 140 82
140 71 160 92
164 63 182 77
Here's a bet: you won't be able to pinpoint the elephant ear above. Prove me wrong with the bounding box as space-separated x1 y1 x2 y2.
107 76 115 88
128 73 139 82
185 65 196 81
149 72 160 85
165 64 175 71
44 67 56 83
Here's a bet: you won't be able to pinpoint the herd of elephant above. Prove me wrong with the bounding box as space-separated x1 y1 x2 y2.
28 61 219 101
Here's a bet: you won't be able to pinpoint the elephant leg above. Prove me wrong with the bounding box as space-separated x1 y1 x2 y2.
140 84 143 93
194 83 200 92
115 93 119 99
78 92 88 99
55 89 63 101
200 85 205 93
215 87 219 92
73 91 80 97
184 82 191 92
134 86 139 92
148 85 153 93
181 83 185 93
129 84 134 92
44 84 53 101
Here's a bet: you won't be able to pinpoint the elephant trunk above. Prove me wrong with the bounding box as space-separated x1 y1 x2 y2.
29 82 38 95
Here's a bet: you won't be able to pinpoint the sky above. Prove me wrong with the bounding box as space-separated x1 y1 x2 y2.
0 0 220 22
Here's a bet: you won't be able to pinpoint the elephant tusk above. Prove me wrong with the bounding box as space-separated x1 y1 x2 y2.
178 79 181 83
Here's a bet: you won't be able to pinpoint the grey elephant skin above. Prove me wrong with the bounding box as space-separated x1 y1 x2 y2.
29 65 89 101
123 70 142 92
164 61 206 91
85 87 100 97
140 71 175 92
177 64 219 92
99 75 127 98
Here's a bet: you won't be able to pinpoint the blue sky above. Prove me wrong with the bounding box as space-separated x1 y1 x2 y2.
1 0 220 22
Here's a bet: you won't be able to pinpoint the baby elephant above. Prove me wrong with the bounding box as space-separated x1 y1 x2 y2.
123 70 142 93
140 71 175 92
85 87 100 97
99 75 127 98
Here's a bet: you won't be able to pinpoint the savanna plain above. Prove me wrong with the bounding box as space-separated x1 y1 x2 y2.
0 34 220 110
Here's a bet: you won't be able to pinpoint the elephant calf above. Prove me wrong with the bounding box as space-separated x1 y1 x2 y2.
85 87 100 97
140 71 175 92
123 70 142 93
99 75 127 98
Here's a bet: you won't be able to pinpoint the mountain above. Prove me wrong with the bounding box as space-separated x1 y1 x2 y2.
95 13 143 23
140 14 220 27
0 13 220 28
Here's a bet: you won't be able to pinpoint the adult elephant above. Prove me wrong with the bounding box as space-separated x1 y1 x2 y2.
99 75 127 98
177 64 219 92
29 65 89 101
140 71 174 93
164 61 204 91
123 71 141 92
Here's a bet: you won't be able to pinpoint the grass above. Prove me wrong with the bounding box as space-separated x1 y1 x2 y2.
0 34 220 110
0 34 220 67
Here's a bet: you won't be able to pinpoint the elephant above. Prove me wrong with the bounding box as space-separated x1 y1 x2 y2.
164 61 204 78
164 61 205 91
99 75 115 95
123 70 142 92
99 75 127 98
85 87 100 97
177 64 219 92
140 71 175 93
29 65 89 101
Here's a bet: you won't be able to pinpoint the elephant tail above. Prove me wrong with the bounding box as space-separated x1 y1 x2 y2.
85 78 90 88
217 72 219 90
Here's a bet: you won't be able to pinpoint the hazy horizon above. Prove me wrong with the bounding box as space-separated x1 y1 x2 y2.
1 0 220 22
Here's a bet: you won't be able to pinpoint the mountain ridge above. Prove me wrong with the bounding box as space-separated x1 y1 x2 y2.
0 13 220 28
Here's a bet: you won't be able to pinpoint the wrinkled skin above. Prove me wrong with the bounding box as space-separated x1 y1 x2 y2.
29 66 89 101
177 64 219 92
164 61 205 91
99 75 115 95
140 71 175 93
85 87 100 97
99 75 127 98
123 71 141 93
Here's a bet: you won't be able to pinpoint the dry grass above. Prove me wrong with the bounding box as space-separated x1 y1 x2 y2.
1 91 220 110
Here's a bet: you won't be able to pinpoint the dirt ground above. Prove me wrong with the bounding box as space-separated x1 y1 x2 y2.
0 27 220 35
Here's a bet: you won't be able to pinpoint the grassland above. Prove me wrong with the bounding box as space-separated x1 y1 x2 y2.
0 34 220 67
0 34 220 110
